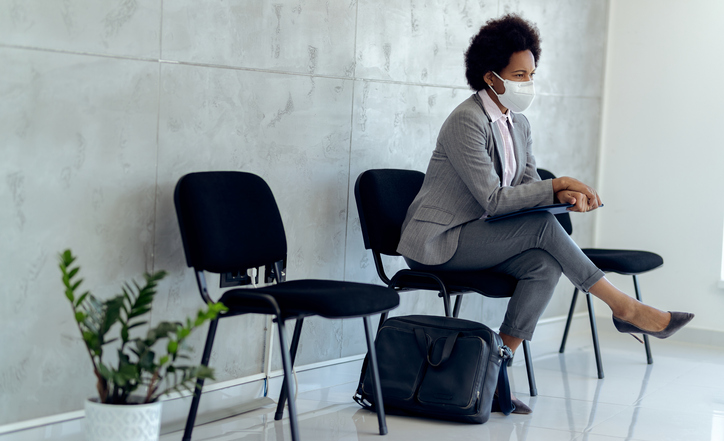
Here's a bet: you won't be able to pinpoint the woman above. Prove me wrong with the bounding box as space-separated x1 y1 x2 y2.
397 14 693 413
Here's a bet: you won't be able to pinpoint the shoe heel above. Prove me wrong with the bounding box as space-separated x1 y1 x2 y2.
628 333 644 344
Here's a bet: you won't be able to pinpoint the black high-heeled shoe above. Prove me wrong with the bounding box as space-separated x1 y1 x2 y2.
612 312 694 340
492 393 533 415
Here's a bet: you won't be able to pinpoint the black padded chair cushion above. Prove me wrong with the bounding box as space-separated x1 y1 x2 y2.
219 279 400 319
393 270 518 299
582 249 663 275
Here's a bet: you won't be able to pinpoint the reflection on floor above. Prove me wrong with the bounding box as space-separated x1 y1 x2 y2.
161 330 724 441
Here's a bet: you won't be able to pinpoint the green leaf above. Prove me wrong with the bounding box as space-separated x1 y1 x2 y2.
195 365 215 380
83 331 100 353
60 249 75 266
177 328 190 340
121 285 131 302
148 322 177 340
167 340 178 354
128 307 151 320
127 321 147 330
71 279 83 292
211 302 228 314
138 350 155 371
118 363 138 380
98 363 113 381
75 311 86 323
101 296 124 336
75 291 89 308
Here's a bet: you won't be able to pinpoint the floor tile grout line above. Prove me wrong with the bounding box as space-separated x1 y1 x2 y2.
579 400 636 437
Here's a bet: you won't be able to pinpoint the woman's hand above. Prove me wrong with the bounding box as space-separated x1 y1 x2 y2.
556 190 591 212
552 177 602 212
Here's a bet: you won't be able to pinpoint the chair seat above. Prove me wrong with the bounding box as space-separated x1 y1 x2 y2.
581 249 663 275
220 279 400 319
393 269 518 298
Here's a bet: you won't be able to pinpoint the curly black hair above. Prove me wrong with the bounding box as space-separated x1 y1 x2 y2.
464 14 542 91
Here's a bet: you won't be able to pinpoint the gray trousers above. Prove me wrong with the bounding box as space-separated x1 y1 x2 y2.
405 212 605 340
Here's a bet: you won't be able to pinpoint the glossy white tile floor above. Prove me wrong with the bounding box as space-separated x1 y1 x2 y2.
159 331 724 441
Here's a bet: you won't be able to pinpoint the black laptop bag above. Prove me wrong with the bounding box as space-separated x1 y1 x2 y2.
354 314 514 424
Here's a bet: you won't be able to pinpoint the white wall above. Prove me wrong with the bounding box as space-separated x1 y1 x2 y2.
598 0 724 333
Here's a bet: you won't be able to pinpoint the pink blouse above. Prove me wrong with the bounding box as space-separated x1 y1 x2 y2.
478 90 517 187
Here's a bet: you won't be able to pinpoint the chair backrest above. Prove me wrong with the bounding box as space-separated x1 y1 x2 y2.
354 169 425 256
174 171 287 273
537 168 573 235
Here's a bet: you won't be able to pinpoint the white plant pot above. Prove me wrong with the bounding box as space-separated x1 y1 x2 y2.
84 398 162 441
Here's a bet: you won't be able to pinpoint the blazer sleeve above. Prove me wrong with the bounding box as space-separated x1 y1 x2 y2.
438 106 552 216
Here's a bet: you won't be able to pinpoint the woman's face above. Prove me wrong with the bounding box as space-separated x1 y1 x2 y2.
485 50 536 112
486 50 536 92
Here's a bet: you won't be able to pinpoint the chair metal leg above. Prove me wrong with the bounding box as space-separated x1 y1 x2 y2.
363 315 388 435
377 311 389 332
522 340 537 396
560 288 580 353
275 318 304 421
632 275 654 364
276 318 300 441
452 295 463 318
585 293 605 379
183 318 219 441
440 288 451 317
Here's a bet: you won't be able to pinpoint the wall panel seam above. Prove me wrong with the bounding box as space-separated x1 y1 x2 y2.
0 44 604 100
341 0 361 282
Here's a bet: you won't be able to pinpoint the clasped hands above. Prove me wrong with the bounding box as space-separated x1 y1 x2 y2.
552 177 602 213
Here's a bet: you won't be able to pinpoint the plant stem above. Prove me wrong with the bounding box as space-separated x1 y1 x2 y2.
145 370 160 403
94 368 108 403
70 298 107 401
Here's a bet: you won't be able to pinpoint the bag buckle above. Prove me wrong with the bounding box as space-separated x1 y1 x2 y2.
499 345 513 360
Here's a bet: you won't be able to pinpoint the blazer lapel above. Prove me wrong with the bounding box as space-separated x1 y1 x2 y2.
474 94 506 180
489 121 506 180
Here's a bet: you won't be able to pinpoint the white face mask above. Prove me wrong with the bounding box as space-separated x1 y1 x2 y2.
489 71 535 113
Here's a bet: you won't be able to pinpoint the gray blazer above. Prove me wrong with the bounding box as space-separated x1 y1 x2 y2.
397 93 554 265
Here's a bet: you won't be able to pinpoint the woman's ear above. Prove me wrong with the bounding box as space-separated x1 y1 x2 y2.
483 71 494 88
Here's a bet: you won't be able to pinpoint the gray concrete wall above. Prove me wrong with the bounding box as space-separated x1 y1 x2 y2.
0 0 609 424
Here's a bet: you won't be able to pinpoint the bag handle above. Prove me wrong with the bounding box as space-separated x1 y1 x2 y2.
495 345 515 415
413 328 461 367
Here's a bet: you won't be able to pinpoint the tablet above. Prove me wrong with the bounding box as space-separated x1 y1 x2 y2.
484 203 575 223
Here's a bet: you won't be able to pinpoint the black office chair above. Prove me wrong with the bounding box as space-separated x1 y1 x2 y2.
174 171 399 441
537 168 663 379
354 168 538 397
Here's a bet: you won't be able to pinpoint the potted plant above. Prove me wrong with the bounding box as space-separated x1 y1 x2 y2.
59 249 227 441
